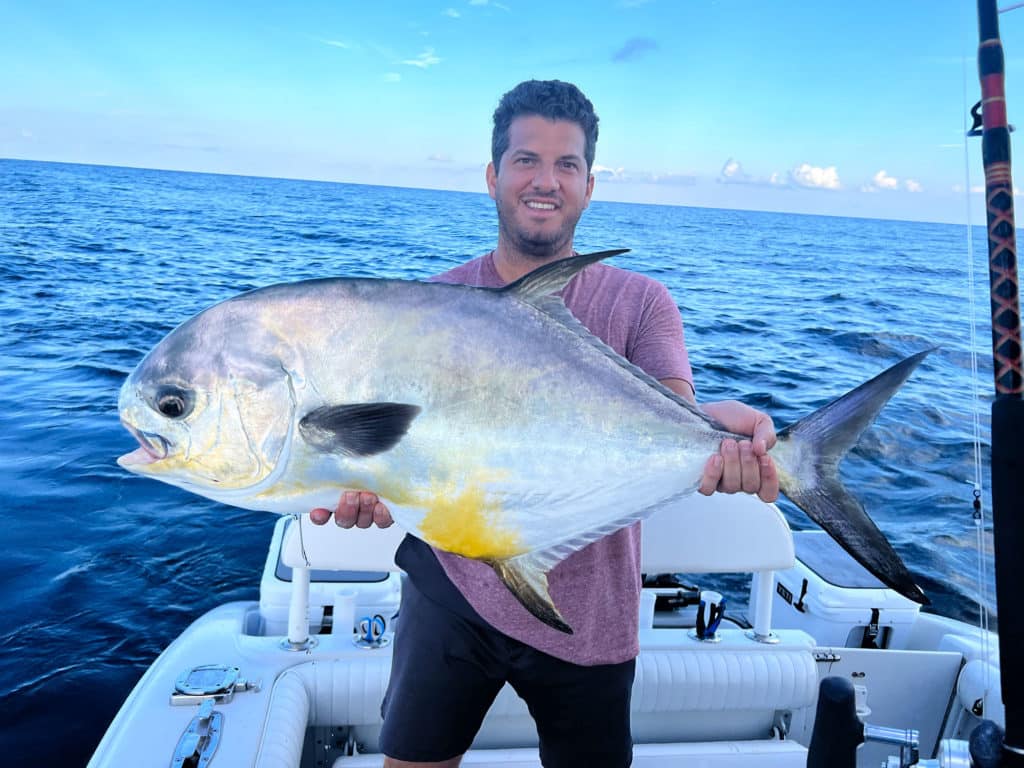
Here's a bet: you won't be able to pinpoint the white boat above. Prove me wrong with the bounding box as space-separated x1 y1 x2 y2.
87 491 999 767
88 2 1023 764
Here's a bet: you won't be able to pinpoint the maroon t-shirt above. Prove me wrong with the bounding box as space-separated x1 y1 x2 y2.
428 252 693 665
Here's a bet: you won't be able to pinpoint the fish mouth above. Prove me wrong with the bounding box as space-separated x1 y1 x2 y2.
118 422 170 467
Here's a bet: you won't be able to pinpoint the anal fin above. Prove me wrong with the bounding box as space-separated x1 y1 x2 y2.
490 556 573 634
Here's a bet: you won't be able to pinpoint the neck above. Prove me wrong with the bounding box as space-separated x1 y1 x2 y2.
491 239 575 283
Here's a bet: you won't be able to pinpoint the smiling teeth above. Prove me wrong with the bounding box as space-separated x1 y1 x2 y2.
526 201 555 210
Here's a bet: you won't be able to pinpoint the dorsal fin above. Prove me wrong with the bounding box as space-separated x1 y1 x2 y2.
500 249 630 301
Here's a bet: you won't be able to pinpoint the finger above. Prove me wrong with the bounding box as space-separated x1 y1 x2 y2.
373 501 394 528
752 414 777 452
310 508 331 525
739 441 760 494
717 439 741 493
757 455 780 503
356 491 377 529
335 491 360 528
699 454 722 495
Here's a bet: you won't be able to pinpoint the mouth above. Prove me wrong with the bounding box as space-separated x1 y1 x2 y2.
118 422 170 467
523 199 558 212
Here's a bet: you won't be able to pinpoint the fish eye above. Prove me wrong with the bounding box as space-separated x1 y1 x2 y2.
154 386 193 420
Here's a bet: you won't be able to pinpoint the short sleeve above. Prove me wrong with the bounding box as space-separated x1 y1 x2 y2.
628 282 694 390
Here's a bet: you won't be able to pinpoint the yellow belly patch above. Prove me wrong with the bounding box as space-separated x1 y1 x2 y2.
418 480 524 560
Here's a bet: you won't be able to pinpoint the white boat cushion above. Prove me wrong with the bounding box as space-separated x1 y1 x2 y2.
631 645 816 713
641 493 794 573
254 669 310 768
334 740 809 767
255 640 816 762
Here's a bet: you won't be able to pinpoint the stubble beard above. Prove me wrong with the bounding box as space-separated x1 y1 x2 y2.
496 198 581 261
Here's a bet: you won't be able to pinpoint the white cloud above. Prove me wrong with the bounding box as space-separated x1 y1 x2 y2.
21 128 33 139
649 172 697 186
593 163 627 181
320 39 350 49
871 170 899 190
444 7 461 17
719 157 749 183
790 163 841 190
382 72 401 82
592 164 695 185
952 184 986 194
861 169 923 193
428 152 453 163
718 158 787 187
402 47 441 68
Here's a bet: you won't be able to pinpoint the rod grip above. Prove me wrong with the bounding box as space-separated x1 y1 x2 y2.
807 676 864 768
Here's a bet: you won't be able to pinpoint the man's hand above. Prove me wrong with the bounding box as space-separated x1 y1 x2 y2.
698 400 779 503
310 491 394 528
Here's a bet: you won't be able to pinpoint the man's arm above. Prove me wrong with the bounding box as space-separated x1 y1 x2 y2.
660 378 779 503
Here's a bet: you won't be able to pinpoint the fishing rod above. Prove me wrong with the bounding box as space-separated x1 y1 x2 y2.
975 0 1024 765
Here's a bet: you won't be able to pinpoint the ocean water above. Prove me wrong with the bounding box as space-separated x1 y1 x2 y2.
0 158 997 765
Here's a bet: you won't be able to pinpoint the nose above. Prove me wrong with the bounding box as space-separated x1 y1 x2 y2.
531 163 558 192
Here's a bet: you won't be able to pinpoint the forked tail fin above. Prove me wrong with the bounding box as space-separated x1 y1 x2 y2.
773 349 933 605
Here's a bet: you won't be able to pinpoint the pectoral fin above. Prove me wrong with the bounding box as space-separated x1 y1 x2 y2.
298 402 421 456
491 556 573 634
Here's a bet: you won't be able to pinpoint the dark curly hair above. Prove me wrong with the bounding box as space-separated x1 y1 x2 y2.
491 80 599 173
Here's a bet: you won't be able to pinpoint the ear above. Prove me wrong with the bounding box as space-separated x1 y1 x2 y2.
583 171 595 209
486 161 498 200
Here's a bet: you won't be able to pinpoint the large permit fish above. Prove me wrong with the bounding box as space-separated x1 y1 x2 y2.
118 250 929 632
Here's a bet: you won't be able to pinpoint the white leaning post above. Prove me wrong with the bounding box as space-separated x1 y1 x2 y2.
283 516 317 651
749 570 779 643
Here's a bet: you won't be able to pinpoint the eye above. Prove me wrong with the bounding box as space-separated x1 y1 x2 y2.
154 386 193 419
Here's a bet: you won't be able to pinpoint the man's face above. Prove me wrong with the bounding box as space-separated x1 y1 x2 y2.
487 115 595 260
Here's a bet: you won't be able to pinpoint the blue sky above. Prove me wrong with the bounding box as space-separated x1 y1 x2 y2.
2 0 1021 223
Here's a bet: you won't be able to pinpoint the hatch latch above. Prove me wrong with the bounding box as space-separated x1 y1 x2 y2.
861 608 881 649
172 698 222 768
170 664 260 706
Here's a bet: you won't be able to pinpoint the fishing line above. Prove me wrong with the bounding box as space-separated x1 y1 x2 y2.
961 27 994 676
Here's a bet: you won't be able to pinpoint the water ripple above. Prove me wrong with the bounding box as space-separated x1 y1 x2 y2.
0 158 997 764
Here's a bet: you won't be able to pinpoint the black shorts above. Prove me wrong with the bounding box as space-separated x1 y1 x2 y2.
379 573 636 767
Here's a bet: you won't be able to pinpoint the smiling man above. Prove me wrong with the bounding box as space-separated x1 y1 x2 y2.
489 112 594 264
312 79 778 768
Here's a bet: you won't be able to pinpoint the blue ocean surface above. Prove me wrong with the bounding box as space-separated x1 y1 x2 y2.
0 158 996 764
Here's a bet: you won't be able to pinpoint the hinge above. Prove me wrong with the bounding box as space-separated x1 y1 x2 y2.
171 699 222 768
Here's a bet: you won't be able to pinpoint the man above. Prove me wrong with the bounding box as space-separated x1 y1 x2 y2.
311 80 778 768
